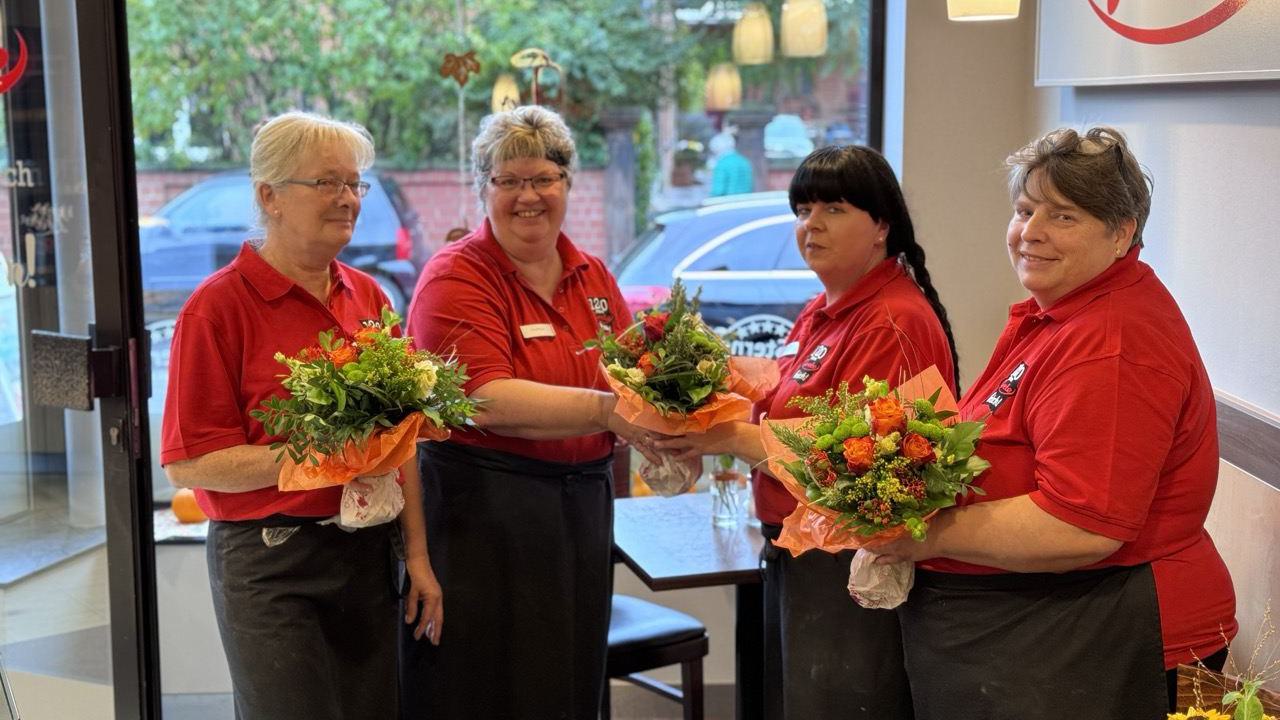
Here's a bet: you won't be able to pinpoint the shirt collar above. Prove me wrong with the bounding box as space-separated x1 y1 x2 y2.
472 217 590 281
232 242 351 302
1024 247 1149 323
816 257 906 320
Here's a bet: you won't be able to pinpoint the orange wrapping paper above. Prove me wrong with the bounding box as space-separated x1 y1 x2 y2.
602 357 780 435
760 365 957 556
278 411 452 492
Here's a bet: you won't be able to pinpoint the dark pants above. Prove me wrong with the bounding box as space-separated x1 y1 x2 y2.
400 442 614 720
898 565 1168 720
206 517 400 720
760 523 915 719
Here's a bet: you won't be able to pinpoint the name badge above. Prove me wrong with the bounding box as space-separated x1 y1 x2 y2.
520 323 556 340
776 341 800 358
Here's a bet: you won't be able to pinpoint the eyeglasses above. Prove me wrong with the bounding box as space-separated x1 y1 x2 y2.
282 177 371 198
488 172 566 193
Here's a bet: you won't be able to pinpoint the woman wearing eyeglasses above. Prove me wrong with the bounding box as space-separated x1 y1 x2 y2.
400 105 656 719
160 112 442 719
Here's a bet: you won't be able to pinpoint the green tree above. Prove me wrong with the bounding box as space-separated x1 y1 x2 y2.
127 0 701 169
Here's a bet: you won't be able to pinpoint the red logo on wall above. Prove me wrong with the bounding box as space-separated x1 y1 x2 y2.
0 30 28 94
1088 0 1251 45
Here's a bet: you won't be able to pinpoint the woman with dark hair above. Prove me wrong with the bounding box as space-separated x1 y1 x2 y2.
658 144 956 719
875 127 1236 718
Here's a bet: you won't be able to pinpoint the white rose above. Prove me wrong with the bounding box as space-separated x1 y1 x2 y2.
625 367 647 386
414 360 438 399
696 358 717 376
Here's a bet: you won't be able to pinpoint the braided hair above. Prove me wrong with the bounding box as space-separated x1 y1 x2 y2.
788 145 960 390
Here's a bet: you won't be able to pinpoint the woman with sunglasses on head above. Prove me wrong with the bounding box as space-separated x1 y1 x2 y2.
658 144 958 719
873 127 1237 718
160 111 442 720
400 105 656 719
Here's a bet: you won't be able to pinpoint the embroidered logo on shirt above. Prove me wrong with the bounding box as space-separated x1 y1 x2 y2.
587 296 613 333
984 361 1028 412
791 344 830 384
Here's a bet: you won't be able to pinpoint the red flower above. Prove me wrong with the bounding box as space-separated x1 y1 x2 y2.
637 352 658 377
901 432 937 466
842 436 877 474
327 344 358 368
643 311 670 342
869 396 907 436
297 345 323 361
805 449 832 475
816 467 838 487
618 330 647 355
354 327 382 347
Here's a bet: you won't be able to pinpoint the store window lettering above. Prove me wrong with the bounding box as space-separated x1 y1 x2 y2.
0 28 28 94
6 232 37 288
1 160 37 189
19 200 70 234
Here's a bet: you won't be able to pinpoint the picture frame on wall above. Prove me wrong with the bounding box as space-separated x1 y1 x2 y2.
1036 0 1280 86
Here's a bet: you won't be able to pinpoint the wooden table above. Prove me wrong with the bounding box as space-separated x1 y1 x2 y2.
613 492 765 720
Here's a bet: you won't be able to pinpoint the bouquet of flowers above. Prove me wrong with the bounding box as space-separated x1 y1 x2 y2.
590 280 777 495
762 367 988 607
251 307 476 526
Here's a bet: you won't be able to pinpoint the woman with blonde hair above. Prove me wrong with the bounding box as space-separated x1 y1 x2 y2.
161 111 441 719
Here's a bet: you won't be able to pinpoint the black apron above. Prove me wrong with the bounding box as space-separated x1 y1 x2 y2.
399 441 614 720
896 564 1167 720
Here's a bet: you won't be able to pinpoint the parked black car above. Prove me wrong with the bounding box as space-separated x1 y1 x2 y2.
612 193 821 358
139 170 423 321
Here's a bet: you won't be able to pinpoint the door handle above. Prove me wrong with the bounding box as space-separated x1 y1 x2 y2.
29 324 126 410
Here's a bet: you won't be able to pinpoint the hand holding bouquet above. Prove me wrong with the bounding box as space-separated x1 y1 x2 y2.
251 307 476 524
589 280 777 495
762 367 989 607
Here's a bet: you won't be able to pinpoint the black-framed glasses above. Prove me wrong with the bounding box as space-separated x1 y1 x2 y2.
488 171 566 193
282 177 371 198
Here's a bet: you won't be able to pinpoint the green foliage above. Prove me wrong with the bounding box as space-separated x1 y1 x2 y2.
249 307 476 465
632 109 656 236
127 0 703 168
767 376 989 541
591 279 731 416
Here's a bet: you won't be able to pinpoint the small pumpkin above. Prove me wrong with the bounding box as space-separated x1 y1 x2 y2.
171 488 207 523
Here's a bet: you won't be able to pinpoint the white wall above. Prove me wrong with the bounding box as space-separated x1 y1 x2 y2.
1031 79 1280 417
889 2 1035 388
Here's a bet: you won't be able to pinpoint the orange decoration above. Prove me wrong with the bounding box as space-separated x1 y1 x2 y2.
602 356 779 436
760 365 957 556
277 412 452 492
171 488 207 524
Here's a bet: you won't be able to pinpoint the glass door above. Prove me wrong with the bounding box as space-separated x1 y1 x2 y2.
0 1 158 718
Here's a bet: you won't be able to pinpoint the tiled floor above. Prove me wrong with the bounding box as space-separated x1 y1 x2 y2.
0 478 105 587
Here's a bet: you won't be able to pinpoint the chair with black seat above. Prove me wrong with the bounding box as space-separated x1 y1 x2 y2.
602 594 709 720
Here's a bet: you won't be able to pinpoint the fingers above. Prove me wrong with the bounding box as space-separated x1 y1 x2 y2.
407 589 444 645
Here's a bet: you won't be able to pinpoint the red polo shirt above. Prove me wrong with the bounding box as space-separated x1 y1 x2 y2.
407 219 629 465
752 258 956 525
160 243 391 521
929 250 1236 668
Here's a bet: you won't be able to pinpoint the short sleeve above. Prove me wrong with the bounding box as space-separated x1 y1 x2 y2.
159 313 250 464
1025 357 1184 541
407 270 514 394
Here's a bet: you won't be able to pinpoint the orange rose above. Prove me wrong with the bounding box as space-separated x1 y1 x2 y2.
637 352 658 377
869 396 906 436
901 432 937 466
327 344 358 367
842 436 877 474
354 327 382 347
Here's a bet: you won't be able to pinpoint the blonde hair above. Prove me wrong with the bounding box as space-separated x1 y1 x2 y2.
250 111 375 225
471 105 577 203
